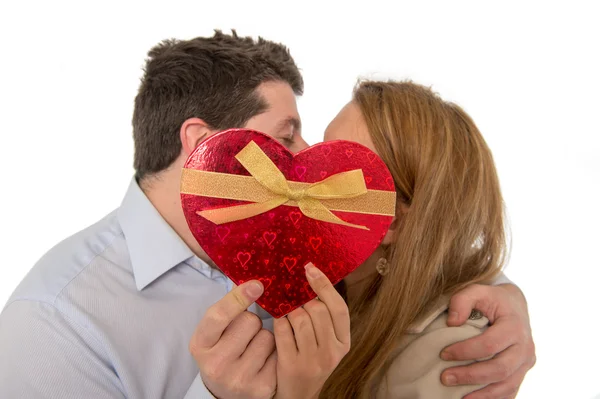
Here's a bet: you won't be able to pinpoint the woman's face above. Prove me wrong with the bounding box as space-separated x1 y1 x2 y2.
323 101 377 154
323 101 392 289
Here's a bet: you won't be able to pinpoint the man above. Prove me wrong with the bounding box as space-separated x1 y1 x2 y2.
0 31 535 398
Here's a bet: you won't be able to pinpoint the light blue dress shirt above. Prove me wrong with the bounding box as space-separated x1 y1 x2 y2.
0 178 273 398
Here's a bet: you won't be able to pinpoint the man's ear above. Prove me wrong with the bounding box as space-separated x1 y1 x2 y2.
180 118 215 156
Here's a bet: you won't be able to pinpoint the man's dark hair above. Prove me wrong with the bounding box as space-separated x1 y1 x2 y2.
132 30 303 180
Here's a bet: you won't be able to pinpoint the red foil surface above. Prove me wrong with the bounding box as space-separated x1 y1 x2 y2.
181 129 395 317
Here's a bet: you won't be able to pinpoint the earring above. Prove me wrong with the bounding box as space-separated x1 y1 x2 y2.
376 257 389 276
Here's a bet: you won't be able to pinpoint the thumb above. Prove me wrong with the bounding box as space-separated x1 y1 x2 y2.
447 284 495 327
192 280 264 348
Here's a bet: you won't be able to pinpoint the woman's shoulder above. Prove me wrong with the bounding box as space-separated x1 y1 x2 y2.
376 298 490 399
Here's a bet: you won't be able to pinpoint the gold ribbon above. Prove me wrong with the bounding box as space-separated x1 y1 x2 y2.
181 141 396 230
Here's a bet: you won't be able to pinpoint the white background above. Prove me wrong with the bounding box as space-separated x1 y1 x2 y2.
1 1 599 398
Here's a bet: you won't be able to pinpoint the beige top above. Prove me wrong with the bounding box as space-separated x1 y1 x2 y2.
375 299 490 399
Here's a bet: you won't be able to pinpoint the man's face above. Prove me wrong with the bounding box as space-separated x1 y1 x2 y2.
243 81 308 153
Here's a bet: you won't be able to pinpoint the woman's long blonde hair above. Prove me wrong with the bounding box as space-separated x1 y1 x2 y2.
320 80 508 398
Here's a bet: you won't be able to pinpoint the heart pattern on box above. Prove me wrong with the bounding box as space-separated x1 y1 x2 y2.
181 129 395 317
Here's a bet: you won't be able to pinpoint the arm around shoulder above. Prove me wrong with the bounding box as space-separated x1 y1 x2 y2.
376 314 490 399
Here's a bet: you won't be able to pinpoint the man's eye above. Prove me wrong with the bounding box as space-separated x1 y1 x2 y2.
277 134 295 147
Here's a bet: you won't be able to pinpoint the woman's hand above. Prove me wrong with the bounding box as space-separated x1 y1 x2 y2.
273 263 351 399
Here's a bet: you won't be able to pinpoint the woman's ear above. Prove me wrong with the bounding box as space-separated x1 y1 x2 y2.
382 202 409 245
381 217 399 245
180 118 215 156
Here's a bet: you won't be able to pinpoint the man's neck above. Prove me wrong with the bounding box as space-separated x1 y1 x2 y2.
139 164 215 267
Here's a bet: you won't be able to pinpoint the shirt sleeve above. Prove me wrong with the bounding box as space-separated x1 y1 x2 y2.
491 270 513 286
0 300 125 399
182 374 217 399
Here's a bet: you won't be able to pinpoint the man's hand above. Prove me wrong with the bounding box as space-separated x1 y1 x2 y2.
273 263 351 399
440 283 536 399
189 280 276 399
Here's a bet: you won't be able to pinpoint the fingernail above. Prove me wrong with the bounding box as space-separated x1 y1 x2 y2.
441 350 453 361
443 374 457 386
305 263 321 279
246 281 263 298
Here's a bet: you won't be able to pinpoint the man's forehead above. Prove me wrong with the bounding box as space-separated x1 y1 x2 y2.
256 81 298 106
256 81 297 99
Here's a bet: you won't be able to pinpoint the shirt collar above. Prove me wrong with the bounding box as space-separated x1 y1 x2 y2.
117 177 194 290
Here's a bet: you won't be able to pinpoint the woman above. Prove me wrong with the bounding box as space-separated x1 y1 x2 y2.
292 80 507 398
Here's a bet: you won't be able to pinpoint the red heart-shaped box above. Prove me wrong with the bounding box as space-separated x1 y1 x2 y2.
181 129 395 317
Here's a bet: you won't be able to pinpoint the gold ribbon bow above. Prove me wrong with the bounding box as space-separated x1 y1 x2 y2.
180 141 396 230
